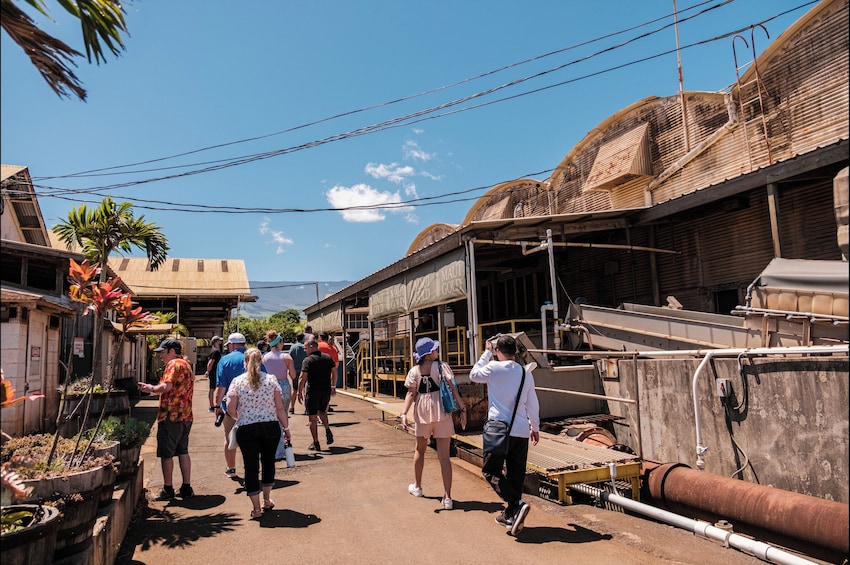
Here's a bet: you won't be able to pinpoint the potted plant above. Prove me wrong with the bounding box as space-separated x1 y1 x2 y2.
1 462 61 565
0 433 116 558
92 416 150 479
0 259 154 560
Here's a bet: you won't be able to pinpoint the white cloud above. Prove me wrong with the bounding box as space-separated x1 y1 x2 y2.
259 217 294 254
326 183 413 223
403 140 433 162
364 162 414 184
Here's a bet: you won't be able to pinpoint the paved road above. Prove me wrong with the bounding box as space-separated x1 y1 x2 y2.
117 377 776 565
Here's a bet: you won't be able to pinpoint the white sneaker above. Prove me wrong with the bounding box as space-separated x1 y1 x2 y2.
408 483 423 497
511 501 530 536
443 497 453 510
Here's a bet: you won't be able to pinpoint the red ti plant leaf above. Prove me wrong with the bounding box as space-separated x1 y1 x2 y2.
114 294 158 332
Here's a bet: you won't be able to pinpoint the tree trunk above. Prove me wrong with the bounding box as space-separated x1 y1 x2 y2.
92 314 106 386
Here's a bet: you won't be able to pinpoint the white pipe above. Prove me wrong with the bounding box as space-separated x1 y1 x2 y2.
570 483 819 565
692 345 848 470
545 229 560 350
540 303 555 354
466 238 480 356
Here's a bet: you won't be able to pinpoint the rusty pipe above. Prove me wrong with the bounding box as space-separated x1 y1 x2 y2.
571 482 817 565
647 463 849 554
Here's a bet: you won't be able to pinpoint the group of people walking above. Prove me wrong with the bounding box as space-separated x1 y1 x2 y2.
141 331 540 535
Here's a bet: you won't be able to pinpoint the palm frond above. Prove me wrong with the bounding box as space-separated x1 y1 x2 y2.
1 0 87 100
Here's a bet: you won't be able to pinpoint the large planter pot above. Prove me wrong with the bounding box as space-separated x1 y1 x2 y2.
50 485 103 559
116 444 142 480
58 391 131 438
6 462 113 559
92 440 119 507
0 504 61 565
16 462 113 502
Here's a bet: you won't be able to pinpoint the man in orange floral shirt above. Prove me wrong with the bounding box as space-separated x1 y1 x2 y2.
139 338 195 500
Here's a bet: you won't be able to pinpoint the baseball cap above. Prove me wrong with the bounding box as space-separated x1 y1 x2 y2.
211 335 223 343
227 332 246 344
154 338 182 353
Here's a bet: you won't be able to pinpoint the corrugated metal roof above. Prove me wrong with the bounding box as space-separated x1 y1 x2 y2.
0 285 76 313
110 321 179 335
0 164 27 181
1 164 50 246
108 256 253 298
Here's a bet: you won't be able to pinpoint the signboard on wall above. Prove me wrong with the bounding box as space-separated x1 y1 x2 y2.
74 337 85 357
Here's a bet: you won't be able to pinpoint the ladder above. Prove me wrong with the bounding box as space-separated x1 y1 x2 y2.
732 24 774 170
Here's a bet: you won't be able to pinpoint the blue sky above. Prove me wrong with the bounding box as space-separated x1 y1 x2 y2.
1 1 813 284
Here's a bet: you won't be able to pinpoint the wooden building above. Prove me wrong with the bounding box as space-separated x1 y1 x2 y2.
304 0 849 501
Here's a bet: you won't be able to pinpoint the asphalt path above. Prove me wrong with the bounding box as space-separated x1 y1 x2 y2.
117 377 774 565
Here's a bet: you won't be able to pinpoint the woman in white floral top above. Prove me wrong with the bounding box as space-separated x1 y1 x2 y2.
225 347 291 519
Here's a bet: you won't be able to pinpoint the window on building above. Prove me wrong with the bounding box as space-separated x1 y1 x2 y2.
1 254 22 285
27 258 58 292
346 312 369 329
714 288 741 315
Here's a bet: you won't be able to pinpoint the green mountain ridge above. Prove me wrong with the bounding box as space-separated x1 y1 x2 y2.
239 281 353 319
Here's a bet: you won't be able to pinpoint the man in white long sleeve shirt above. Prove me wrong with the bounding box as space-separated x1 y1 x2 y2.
469 334 540 536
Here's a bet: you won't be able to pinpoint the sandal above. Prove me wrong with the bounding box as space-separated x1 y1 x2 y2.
263 500 275 511
250 508 263 519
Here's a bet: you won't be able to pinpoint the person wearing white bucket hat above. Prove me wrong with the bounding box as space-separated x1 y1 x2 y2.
399 337 466 510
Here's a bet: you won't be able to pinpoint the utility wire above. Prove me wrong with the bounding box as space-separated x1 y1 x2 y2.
29 168 553 211
33 0 731 182
28 1 815 216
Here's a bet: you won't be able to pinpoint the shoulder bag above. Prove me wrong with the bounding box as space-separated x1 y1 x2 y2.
437 360 460 413
482 366 526 455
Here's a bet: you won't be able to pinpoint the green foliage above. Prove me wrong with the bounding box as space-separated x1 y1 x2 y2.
1 0 130 101
53 196 169 274
224 310 303 346
1 506 37 533
85 416 150 449
269 309 302 326
0 434 113 479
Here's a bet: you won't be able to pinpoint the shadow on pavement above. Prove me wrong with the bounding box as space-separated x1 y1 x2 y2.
515 523 614 545
429 499 504 515
256 508 321 529
325 445 364 455
233 478 300 495
167 493 227 511
117 502 241 563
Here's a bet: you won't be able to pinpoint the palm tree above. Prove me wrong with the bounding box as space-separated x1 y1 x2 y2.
53 196 169 281
53 197 169 383
1 0 129 101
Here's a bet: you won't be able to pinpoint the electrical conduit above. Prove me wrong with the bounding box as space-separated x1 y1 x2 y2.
691 345 848 470
569 483 819 565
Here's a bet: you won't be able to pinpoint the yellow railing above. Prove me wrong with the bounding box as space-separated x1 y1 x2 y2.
478 319 541 354
355 334 410 397
354 325 469 396
443 326 467 366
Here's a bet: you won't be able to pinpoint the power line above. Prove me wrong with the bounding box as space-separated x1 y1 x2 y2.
27 2 814 216
27 168 555 214
33 0 731 182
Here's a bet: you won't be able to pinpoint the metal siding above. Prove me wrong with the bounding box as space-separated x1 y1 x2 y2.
650 194 775 311
778 179 843 260
649 2 848 206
